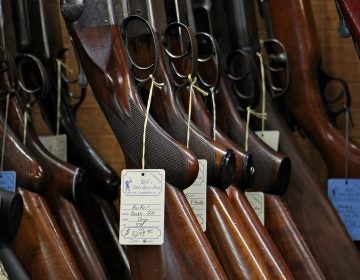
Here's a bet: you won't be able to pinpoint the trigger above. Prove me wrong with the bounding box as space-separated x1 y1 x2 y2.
335 0 351 38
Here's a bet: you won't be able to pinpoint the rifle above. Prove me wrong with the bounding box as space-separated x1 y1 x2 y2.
0 190 29 280
335 0 360 56
194 0 327 278
61 1 228 278
266 0 360 178
11 1 131 277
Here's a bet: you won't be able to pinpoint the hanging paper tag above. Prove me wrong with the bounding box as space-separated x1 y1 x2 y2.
0 261 8 280
39 134 67 162
119 169 165 245
245 191 265 225
328 179 360 240
0 171 16 192
184 160 207 231
255 130 280 152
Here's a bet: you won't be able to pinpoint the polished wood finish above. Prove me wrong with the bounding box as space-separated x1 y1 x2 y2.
7 97 109 280
338 0 360 45
128 183 227 279
267 0 360 178
14 188 83 280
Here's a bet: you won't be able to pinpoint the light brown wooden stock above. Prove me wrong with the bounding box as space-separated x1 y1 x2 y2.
14 188 84 280
7 97 109 280
267 0 360 178
262 93 360 279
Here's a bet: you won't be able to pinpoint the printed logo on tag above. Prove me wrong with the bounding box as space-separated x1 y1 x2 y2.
119 169 165 245
0 260 8 280
39 134 67 162
184 160 207 231
0 171 16 192
245 192 265 225
328 179 360 240
255 130 280 152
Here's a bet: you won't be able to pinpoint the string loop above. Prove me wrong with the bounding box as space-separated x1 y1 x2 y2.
245 106 267 152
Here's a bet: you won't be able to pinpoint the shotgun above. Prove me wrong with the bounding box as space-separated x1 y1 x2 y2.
10 1 131 277
126 0 281 278
0 190 29 280
266 0 360 178
255 0 360 278
195 0 327 278
61 1 228 278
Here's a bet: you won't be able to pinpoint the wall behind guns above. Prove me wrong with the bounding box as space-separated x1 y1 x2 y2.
31 0 360 193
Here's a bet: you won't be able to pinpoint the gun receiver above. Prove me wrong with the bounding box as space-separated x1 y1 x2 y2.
61 0 200 190
0 190 29 280
267 0 360 178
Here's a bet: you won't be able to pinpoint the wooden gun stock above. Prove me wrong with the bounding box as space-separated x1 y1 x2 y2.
70 24 199 190
7 96 109 279
263 93 360 279
0 190 29 280
217 77 290 194
14 188 84 279
267 0 360 178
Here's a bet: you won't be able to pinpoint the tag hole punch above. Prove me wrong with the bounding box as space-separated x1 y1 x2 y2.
141 173 145 176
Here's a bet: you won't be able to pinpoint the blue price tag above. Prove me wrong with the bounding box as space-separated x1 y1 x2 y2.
0 171 16 192
328 179 360 240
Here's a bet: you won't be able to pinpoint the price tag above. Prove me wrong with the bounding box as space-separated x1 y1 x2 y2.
328 179 360 240
184 160 207 231
245 192 265 225
0 260 8 280
119 169 165 245
0 171 16 192
255 130 280 152
39 134 67 162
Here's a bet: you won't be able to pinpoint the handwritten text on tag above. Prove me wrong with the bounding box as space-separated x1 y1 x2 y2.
184 160 207 231
39 134 67 162
119 169 165 245
255 130 280 152
245 192 265 225
328 179 360 240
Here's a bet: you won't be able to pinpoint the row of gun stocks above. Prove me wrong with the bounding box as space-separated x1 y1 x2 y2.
0 0 359 279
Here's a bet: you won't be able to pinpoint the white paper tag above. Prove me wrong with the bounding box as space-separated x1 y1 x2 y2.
119 169 165 245
245 192 265 225
184 160 207 231
255 130 280 151
0 261 8 280
39 134 67 162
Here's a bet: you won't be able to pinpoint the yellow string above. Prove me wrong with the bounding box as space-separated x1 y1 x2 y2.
56 59 73 136
245 106 267 152
186 75 208 148
256 51 267 134
142 74 164 169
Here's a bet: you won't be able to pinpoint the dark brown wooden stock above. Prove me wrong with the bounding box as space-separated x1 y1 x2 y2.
72 25 199 190
264 194 324 279
7 97 109 280
127 34 235 189
262 93 360 279
267 0 360 178
128 182 227 279
187 84 294 279
217 76 290 194
14 188 84 280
